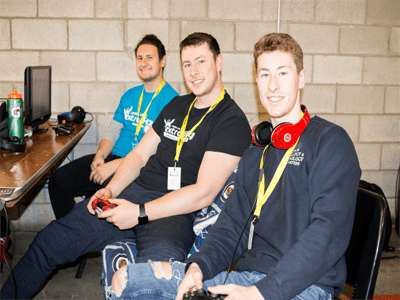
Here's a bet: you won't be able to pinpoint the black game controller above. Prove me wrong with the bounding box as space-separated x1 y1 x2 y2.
183 290 224 300
0 136 27 152
55 122 75 135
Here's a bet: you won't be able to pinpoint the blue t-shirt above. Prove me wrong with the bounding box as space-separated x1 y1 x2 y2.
112 82 178 158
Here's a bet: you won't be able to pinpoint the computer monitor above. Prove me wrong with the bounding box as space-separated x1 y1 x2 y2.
24 66 52 134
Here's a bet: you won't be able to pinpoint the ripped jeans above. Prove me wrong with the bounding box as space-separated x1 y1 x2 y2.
110 260 187 300
110 261 332 300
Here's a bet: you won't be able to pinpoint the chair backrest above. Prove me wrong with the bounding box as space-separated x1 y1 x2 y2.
344 187 387 300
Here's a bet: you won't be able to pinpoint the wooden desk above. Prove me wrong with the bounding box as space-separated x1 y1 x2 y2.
0 122 91 207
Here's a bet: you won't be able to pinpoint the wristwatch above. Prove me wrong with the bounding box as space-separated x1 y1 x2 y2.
138 203 149 225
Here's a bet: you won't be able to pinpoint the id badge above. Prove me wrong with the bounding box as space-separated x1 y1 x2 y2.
248 216 258 250
168 167 181 190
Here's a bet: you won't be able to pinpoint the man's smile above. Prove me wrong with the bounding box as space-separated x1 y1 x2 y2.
268 96 284 102
191 79 204 86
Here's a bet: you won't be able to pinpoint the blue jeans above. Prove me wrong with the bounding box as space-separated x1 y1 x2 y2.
111 261 332 300
0 183 196 300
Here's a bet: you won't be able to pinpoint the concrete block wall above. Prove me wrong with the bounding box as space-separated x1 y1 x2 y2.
0 0 399 231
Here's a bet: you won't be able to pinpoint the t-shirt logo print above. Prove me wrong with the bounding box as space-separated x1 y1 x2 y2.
124 107 135 123
124 106 152 131
163 119 195 142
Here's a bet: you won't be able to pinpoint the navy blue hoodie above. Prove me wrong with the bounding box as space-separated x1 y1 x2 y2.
187 116 361 299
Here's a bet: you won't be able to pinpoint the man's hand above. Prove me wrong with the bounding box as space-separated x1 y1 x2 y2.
207 285 263 300
91 154 105 171
97 199 139 230
176 263 204 300
87 188 113 215
89 162 115 185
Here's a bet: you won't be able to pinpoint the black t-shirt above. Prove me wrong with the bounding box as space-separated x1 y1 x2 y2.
134 92 251 193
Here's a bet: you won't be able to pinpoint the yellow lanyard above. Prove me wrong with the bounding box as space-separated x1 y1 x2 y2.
254 139 299 218
135 79 166 140
174 88 226 165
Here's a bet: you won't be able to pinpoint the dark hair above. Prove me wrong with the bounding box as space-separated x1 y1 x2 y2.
254 33 303 73
179 32 220 60
135 34 166 60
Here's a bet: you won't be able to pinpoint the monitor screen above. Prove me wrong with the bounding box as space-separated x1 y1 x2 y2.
24 66 51 134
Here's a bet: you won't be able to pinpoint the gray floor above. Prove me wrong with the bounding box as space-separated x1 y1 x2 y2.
1 229 399 299
371 228 400 296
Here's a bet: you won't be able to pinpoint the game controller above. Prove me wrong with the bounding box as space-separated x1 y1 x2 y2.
55 122 75 135
183 290 225 300
92 196 117 213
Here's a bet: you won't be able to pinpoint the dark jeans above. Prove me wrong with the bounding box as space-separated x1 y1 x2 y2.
0 182 196 300
48 153 121 219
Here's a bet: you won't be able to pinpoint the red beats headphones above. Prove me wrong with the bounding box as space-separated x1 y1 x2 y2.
251 105 310 149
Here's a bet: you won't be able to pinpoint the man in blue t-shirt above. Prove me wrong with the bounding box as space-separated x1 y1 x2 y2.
48 34 178 219
0 32 251 300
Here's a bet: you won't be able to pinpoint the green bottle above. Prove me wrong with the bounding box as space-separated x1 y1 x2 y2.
7 90 24 139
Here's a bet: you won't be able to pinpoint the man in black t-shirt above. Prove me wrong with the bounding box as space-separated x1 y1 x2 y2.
0 33 250 299
109 33 360 300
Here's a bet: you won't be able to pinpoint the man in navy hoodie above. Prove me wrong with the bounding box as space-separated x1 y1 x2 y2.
109 33 361 300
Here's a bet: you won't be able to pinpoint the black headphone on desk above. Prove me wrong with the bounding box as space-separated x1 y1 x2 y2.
57 106 86 124
0 136 27 152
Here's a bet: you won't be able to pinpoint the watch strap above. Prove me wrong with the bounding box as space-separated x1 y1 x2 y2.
138 203 149 225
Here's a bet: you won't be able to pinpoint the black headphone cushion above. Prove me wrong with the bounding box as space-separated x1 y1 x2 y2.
252 121 273 147
71 106 85 123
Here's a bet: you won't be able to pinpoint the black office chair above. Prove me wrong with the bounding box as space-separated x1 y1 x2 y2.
341 187 387 300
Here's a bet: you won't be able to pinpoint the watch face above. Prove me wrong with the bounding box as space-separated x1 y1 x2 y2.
138 215 149 225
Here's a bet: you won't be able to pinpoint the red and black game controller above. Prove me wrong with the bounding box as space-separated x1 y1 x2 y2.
92 196 117 213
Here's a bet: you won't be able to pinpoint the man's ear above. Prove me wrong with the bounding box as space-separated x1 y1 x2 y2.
216 54 223 73
299 69 306 89
160 55 167 68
